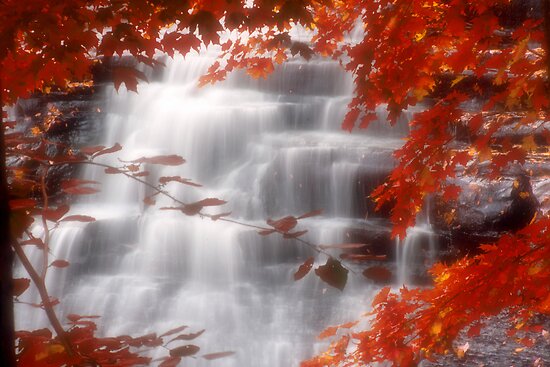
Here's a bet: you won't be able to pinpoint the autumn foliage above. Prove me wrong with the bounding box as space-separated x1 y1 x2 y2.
1 0 550 366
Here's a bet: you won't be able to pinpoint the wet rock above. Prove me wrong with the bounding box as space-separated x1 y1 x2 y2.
493 173 539 232
13 83 106 202
432 166 542 259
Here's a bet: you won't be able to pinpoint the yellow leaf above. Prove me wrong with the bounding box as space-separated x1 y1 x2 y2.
420 167 434 186
437 273 450 284
431 321 442 336
519 191 530 199
512 37 530 64
30 126 41 136
414 88 429 101
36 344 64 361
414 30 427 42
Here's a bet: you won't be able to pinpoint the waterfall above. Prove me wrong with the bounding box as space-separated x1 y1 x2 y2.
15 48 422 366
395 196 439 286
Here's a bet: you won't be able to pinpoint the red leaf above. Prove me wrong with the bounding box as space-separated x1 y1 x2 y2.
159 357 181 367
104 167 123 174
297 209 324 219
191 10 222 45
169 329 205 342
63 186 100 195
479 244 498 253
131 155 185 166
132 171 150 177
181 204 203 216
442 185 461 201
266 216 298 233
519 337 535 347
246 58 274 79
290 42 314 60
469 114 483 133
9 199 37 210
318 325 339 339
371 286 391 307
202 351 236 360
162 33 201 57
113 67 148 93
170 345 200 358
143 196 156 206
43 205 70 222
341 108 360 132
258 229 276 236
193 198 226 207
60 215 96 222
315 258 348 291
318 321 358 340
359 112 377 129
294 257 314 281
21 238 44 248
61 179 100 195
94 143 122 158
50 260 70 268
160 325 188 338
67 314 100 322
13 278 31 297
362 266 393 283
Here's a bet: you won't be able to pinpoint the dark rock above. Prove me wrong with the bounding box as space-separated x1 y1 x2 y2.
493 173 539 232
13 84 106 203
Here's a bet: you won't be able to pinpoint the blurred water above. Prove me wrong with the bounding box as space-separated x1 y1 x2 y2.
15 49 423 366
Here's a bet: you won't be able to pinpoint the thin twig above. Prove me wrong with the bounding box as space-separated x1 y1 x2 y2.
12 240 76 357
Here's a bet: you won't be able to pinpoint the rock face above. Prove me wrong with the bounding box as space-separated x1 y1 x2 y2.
12 85 106 200
429 111 548 259
494 173 539 231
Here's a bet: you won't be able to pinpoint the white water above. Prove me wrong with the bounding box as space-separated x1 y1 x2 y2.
15 49 433 366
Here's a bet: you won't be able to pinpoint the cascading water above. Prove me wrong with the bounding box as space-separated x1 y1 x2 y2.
395 199 439 286
15 47 423 366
